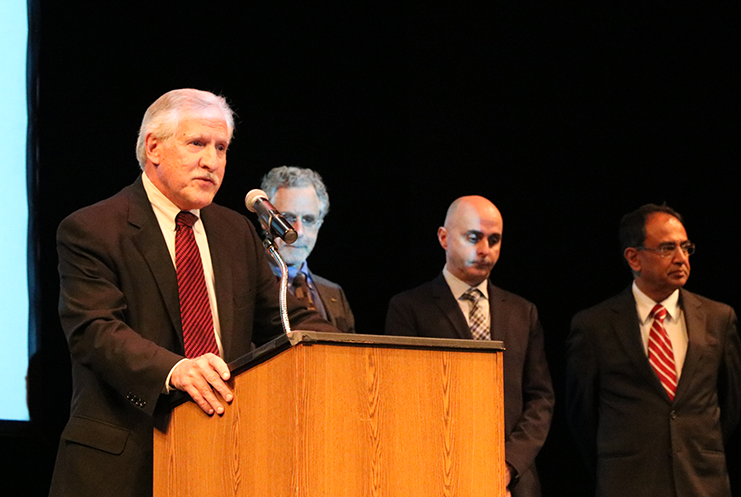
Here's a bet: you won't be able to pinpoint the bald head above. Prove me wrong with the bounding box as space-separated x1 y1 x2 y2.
438 196 503 286
444 196 502 229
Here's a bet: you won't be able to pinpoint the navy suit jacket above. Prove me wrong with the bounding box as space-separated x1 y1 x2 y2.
50 176 335 496
565 287 741 497
384 274 554 497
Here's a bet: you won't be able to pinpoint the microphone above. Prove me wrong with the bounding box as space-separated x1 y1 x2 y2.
245 189 298 244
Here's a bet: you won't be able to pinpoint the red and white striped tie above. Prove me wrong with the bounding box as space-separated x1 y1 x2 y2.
175 211 219 358
648 304 676 400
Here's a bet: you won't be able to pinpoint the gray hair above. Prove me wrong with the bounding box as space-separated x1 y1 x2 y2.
260 166 330 219
135 88 235 169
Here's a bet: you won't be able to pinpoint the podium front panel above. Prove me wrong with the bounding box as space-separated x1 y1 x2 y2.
154 333 505 497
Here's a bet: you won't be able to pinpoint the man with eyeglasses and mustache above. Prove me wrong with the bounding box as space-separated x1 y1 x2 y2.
385 195 554 497
565 203 741 497
260 166 355 334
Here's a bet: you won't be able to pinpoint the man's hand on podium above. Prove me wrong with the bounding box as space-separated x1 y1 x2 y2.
170 354 233 415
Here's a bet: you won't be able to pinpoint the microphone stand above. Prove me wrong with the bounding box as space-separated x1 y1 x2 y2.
261 230 292 336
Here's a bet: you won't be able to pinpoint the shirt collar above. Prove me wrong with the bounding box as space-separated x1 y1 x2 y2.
269 259 311 283
632 281 681 323
442 266 489 300
142 172 202 232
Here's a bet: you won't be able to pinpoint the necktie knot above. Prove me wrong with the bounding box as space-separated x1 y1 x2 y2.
293 272 308 286
461 288 483 303
176 211 198 229
651 304 667 324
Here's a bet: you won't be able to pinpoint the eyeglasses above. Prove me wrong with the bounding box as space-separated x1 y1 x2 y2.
636 242 695 257
282 213 322 229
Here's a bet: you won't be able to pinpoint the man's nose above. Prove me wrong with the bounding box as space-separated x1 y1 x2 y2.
673 248 689 264
199 146 219 169
476 239 492 254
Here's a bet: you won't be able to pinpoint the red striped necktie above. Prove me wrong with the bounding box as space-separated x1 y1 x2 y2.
175 211 219 358
648 304 676 400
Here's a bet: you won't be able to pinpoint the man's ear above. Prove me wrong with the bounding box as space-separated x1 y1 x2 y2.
145 133 162 165
437 226 448 250
624 247 641 272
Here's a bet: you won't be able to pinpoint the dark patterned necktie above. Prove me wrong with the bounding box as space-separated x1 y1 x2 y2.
460 288 489 340
292 272 316 311
175 211 218 358
648 304 676 400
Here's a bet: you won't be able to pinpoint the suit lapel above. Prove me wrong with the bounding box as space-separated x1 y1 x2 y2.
200 206 236 359
609 288 672 400
431 274 471 339
309 271 338 325
674 289 705 401
127 178 182 345
488 283 504 342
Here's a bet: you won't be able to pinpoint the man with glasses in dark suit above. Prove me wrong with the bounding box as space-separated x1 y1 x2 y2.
565 203 741 497
261 166 355 334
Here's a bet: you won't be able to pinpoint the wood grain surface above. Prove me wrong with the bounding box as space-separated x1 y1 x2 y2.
154 339 505 497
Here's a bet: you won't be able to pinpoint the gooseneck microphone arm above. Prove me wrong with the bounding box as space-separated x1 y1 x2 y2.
260 232 292 336
245 189 294 336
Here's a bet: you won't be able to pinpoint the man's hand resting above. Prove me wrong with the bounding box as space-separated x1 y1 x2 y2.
169 354 233 415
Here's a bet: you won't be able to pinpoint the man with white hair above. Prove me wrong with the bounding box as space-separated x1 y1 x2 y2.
50 89 335 496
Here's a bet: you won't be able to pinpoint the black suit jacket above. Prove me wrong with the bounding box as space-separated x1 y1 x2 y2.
384 274 554 497
50 176 335 497
565 287 741 497
311 272 356 334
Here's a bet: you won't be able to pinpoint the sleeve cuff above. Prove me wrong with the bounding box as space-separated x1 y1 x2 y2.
164 358 188 394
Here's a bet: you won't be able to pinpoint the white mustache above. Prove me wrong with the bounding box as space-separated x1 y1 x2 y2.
194 173 219 184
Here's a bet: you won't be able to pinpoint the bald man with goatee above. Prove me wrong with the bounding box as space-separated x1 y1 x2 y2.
385 196 554 497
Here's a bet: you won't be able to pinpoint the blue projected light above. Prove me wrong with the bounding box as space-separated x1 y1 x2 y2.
0 1 30 421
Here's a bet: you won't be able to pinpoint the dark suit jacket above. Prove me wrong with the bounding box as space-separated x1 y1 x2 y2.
385 274 554 497
311 272 356 334
49 176 335 497
565 287 741 497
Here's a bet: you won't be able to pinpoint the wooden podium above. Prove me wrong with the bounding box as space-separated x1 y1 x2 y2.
154 332 506 497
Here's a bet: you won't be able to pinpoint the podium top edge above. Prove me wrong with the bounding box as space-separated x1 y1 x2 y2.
288 331 505 352
228 332 504 378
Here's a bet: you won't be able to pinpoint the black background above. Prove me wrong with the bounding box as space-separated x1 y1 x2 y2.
5 3 740 495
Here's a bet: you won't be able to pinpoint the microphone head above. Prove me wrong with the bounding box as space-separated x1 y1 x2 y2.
245 189 268 213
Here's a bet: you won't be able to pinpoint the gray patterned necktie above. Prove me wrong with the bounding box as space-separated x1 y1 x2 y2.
460 288 489 340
